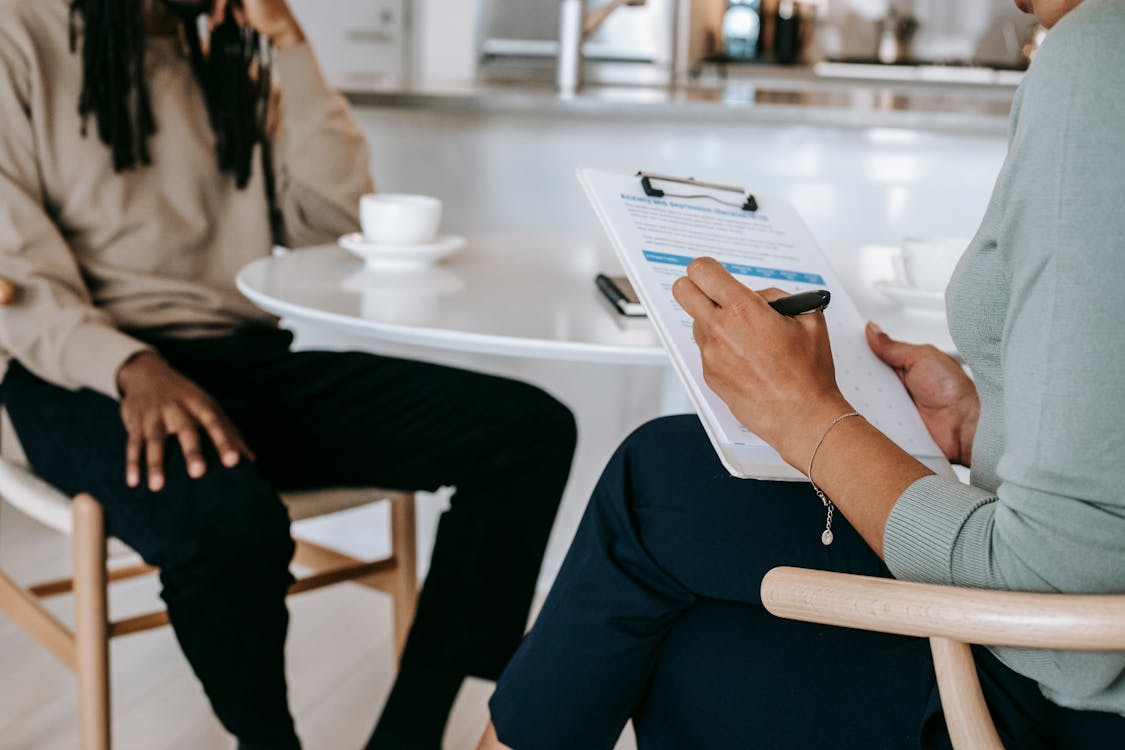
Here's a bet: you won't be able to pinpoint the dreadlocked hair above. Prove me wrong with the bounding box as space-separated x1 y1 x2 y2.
69 0 285 243
69 0 154 170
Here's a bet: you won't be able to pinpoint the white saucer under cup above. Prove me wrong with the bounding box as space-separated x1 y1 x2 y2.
875 279 947 317
339 233 467 271
894 236 968 293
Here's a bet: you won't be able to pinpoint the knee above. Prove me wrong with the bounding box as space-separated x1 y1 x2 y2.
204 472 294 567
593 415 709 513
491 380 578 458
146 466 294 578
532 387 578 456
619 415 703 462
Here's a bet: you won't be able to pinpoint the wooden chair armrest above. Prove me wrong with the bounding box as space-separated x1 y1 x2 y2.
761 566 1125 650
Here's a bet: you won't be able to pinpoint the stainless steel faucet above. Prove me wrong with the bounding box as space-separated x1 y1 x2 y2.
557 0 647 96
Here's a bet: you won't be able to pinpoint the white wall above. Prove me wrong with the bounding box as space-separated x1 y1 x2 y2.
356 107 1004 249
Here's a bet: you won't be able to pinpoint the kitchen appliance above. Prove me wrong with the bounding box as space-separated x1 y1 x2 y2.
721 0 761 60
558 0 649 95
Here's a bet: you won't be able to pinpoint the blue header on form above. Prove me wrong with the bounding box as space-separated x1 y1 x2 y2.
642 251 826 286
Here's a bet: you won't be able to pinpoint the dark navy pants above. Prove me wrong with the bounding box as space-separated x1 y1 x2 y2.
3 326 576 749
490 415 1125 749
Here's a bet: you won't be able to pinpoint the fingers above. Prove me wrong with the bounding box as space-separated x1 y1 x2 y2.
189 399 253 468
672 276 718 321
125 404 249 492
125 433 142 488
145 423 167 493
756 287 790 303
692 319 708 347
176 427 207 479
865 321 913 369
686 258 767 311
230 428 255 463
163 405 208 479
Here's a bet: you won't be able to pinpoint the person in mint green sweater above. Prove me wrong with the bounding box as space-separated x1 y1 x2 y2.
479 1 1125 748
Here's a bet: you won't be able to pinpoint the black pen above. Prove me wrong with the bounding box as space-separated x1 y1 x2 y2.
768 289 831 316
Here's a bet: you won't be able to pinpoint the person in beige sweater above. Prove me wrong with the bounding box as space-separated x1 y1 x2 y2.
0 1 576 747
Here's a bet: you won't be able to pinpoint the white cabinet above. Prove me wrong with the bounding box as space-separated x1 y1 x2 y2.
288 0 408 86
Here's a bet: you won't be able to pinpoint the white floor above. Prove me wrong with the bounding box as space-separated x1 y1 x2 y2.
0 502 637 750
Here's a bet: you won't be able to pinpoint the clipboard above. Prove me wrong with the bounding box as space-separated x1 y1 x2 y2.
636 172 759 213
578 166 953 482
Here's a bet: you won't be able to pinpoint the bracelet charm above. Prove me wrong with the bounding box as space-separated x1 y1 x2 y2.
807 411 862 546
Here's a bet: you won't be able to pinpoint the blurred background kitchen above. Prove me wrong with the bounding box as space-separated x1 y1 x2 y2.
300 0 1042 87
284 0 1036 244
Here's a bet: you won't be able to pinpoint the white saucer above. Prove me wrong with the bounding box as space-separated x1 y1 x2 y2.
875 279 946 316
339 233 466 270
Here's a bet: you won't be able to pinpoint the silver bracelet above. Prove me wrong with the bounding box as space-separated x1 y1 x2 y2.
807 411 862 546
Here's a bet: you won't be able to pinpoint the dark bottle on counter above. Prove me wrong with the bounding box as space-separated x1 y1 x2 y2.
774 0 803 65
722 0 762 60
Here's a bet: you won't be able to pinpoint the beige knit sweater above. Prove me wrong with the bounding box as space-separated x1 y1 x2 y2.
0 0 374 399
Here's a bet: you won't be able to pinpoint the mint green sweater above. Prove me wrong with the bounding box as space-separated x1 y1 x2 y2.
883 0 1125 715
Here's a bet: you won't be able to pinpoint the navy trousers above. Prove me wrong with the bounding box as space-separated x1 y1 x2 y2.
490 415 1125 749
3 326 576 749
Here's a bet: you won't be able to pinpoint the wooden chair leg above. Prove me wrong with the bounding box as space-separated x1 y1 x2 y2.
930 637 1004 750
389 493 418 660
74 494 111 750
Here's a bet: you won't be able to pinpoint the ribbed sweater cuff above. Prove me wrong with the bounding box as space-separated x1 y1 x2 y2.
883 474 996 586
274 43 340 125
60 322 152 400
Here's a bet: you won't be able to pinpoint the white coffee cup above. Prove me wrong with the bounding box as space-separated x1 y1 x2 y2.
360 194 443 245
892 236 968 293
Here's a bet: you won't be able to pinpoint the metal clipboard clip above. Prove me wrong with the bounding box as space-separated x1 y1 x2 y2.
637 171 759 213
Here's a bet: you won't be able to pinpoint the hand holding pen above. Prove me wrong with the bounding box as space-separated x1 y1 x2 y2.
672 257 853 471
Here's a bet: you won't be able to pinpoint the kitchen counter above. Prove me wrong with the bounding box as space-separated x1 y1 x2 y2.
341 70 1016 136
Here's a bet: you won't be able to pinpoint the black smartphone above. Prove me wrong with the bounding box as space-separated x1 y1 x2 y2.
595 274 646 317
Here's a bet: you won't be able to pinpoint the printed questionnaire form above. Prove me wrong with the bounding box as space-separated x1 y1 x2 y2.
579 168 951 481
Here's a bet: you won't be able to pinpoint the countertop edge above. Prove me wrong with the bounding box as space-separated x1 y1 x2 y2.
341 85 1012 137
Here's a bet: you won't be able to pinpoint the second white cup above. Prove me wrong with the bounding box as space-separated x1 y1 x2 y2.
360 194 443 246
892 236 968 293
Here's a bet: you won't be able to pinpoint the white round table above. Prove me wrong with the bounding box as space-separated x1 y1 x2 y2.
236 233 953 364
237 233 667 366
236 231 956 593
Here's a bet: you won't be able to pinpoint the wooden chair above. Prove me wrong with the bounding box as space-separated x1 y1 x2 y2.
0 272 419 749
760 566 1125 749
0 423 418 750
